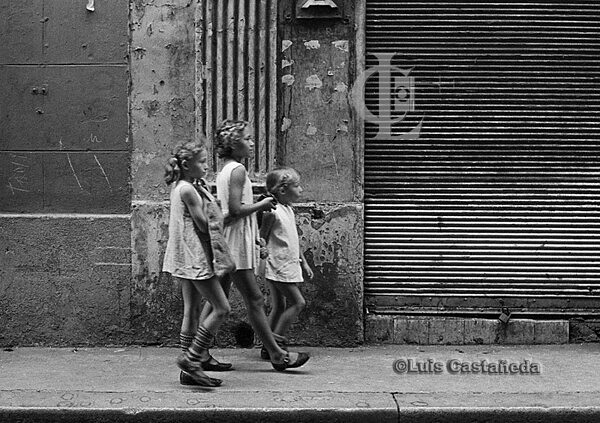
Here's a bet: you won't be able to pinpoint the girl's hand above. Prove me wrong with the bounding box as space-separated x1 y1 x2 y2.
258 196 277 211
303 263 314 281
257 237 268 259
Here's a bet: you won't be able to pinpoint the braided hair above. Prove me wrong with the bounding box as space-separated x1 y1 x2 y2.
164 141 207 185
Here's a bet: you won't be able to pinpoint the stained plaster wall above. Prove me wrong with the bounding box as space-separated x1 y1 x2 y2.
131 0 365 346
0 0 130 346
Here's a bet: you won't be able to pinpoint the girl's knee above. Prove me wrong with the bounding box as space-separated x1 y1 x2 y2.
293 297 306 312
297 297 306 310
214 303 231 319
247 294 265 310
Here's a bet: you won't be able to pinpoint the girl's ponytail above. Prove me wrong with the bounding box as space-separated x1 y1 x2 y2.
164 156 181 185
164 141 207 185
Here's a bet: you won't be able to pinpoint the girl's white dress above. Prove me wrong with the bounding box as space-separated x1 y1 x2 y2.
263 203 303 283
162 180 214 280
216 161 258 270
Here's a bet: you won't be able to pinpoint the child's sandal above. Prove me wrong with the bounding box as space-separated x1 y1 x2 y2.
180 371 223 386
271 351 310 372
260 336 288 361
200 354 233 372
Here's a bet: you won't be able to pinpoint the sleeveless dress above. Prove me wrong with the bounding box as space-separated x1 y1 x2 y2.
263 204 303 283
162 180 214 280
216 161 259 271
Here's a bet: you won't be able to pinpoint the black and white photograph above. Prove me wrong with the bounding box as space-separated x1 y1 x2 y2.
1 1 599 422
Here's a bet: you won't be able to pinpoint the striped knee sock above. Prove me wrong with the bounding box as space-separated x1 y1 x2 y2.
180 333 195 353
186 325 214 362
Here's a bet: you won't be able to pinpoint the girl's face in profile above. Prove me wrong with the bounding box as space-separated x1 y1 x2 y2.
186 149 209 180
279 179 302 205
232 127 254 160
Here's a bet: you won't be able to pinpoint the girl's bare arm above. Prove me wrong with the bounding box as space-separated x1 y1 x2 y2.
225 166 275 224
180 184 208 233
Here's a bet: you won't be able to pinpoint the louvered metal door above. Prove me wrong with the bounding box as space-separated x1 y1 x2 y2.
363 1 600 317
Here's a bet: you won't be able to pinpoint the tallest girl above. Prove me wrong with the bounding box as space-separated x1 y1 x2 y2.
215 119 310 371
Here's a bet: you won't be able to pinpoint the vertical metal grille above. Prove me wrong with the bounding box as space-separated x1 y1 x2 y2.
364 1 600 315
196 0 277 178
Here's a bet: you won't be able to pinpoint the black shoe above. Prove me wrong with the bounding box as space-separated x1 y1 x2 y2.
271 351 310 372
176 354 222 387
200 355 233 372
180 371 223 386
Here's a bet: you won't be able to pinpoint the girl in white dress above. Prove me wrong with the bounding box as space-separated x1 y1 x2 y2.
259 168 314 360
162 141 232 387
215 119 310 371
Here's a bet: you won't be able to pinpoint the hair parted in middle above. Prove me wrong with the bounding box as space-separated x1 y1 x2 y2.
215 119 249 158
266 168 300 196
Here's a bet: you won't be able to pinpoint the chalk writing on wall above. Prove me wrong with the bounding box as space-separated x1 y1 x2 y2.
7 154 30 195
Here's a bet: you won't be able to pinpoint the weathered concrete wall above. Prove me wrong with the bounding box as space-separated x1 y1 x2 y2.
129 0 364 346
0 216 131 346
130 0 196 203
279 1 361 202
131 202 364 346
0 0 130 347
1 0 364 347
129 0 195 343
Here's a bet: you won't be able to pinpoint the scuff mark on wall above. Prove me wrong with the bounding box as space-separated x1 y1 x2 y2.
334 82 348 93
282 74 295 86
304 40 321 49
332 40 349 52
281 117 292 132
306 123 317 136
133 47 147 60
143 100 160 117
305 74 322 90
337 121 349 133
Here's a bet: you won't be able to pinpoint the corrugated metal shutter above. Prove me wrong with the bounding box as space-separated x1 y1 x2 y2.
364 1 600 317
196 0 277 178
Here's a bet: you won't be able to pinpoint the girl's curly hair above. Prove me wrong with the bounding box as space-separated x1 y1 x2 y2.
164 141 207 185
215 119 248 158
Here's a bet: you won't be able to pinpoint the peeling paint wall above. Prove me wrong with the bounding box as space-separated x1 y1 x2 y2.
274 1 364 344
131 0 196 202
2 0 364 347
279 1 360 203
129 0 197 343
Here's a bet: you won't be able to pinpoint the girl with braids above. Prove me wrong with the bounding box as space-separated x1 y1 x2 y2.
213 119 310 371
162 141 234 387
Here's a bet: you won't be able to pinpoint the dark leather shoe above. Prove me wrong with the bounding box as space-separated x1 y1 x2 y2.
271 351 310 372
180 371 222 386
200 355 233 371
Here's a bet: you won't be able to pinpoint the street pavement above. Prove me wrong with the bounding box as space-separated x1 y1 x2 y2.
1 344 599 422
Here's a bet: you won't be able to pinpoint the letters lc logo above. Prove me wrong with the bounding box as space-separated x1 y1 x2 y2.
352 52 423 141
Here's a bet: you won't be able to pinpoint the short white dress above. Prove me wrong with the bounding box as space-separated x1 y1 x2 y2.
162 180 214 280
216 161 259 270
263 204 303 283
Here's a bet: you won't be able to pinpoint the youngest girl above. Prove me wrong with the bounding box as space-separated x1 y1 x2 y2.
162 141 233 387
259 168 314 359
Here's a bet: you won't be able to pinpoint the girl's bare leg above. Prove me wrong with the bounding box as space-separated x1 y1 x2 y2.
190 276 231 337
269 282 306 337
199 274 232 324
232 269 292 363
266 280 286 332
180 279 202 335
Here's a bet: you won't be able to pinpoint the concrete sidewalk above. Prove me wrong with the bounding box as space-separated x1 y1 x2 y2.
1 344 599 422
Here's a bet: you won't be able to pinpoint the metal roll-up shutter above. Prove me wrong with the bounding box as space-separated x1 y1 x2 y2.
363 1 600 317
